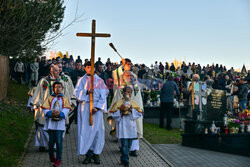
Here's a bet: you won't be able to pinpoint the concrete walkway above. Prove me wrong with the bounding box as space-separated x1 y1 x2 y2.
20 114 172 167
153 144 250 167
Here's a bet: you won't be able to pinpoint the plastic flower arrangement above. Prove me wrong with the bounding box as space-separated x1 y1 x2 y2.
150 90 159 102
227 118 241 129
239 109 250 120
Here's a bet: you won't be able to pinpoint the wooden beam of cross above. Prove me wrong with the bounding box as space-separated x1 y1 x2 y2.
76 19 111 126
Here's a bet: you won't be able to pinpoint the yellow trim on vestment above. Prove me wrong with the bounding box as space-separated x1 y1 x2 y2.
42 96 72 111
28 87 36 97
109 99 142 113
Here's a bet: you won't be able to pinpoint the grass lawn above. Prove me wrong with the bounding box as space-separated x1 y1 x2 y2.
0 81 33 167
143 123 182 144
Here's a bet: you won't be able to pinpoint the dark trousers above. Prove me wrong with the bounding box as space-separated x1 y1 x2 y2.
16 72 24 84
48 130 64 161
160 102 173 129
120 138 133 165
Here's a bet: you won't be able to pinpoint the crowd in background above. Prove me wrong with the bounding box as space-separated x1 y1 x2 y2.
10 55 250 111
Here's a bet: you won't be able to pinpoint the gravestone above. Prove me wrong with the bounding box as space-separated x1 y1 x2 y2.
206 89 227 121
187 81 208 120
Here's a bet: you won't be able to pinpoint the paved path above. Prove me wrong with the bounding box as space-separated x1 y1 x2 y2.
21 114 172 167
153 144 250 167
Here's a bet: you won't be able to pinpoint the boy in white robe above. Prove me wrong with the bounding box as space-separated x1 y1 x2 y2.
31 65 74 151
110 86 142 167
110 58 143 156
74 61 108 164
42 81 71 167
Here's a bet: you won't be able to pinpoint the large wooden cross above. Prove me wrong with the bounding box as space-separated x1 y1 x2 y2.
76 19 111 126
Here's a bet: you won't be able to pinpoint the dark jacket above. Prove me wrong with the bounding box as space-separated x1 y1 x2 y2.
238 83 248 101
70 69 85 86
160 81 180 103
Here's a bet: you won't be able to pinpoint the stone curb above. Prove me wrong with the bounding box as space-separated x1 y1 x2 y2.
141 138 175 167
17 124 35 167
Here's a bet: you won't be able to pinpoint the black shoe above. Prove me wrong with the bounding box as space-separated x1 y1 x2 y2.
39 146 46 152
92 154 100 164
66 128 70 134
130 151 137 157
121 160 129 167
82 156 91 164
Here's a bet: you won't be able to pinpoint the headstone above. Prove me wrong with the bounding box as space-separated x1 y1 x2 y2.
187 81 207 120
206 89 227 121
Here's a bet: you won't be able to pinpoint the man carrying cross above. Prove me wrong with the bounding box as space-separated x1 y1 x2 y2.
74 61 108 164
74 20 110 164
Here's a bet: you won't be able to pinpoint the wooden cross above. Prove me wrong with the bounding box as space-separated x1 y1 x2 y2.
76 19 111 126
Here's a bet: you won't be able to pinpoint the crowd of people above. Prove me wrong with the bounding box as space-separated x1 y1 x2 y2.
10 55 250 167
12 55 250 124
11 56 250 94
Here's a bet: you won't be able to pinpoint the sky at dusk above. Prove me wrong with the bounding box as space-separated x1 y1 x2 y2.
50 0 250 69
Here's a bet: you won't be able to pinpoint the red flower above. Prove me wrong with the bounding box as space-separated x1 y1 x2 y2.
43 81 48 90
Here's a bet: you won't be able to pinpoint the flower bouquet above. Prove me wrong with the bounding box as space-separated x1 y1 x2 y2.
143 89 151 106
239 109 250 120
227 118 240 134
150 89 159 106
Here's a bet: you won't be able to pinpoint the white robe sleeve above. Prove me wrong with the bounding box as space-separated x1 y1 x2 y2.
74 76 89 102
93 79 108 112
43 109 51 116
62 108 70 117
131 108 142 120
111 109 121 122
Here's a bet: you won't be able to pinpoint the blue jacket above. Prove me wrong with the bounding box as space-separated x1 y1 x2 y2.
160 81 180 103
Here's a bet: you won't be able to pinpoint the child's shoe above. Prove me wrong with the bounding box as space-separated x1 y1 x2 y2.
130 151 137 157
121 160 129 167
50 156 56 162
53 160 61 167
